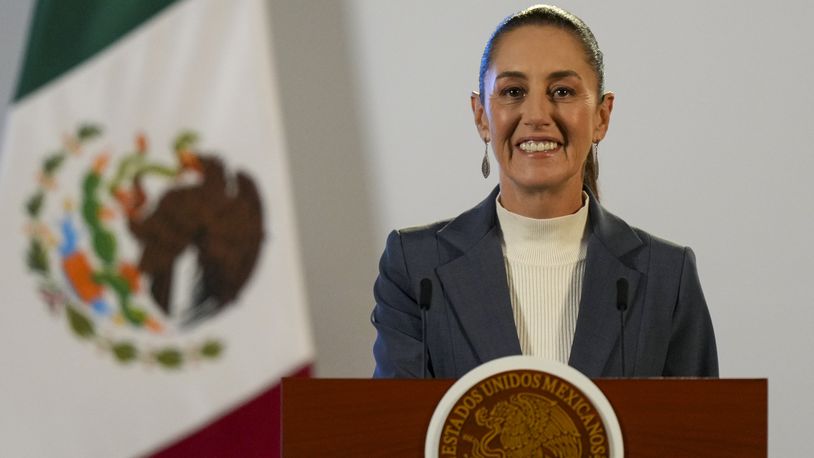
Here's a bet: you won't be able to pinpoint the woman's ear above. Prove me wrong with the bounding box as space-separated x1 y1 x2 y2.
593 91 615 141
470 91 490 141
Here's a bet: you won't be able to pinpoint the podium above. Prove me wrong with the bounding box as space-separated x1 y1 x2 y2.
281 378 766 457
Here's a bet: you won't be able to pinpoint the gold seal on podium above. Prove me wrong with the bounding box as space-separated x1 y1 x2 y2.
426 356 623 457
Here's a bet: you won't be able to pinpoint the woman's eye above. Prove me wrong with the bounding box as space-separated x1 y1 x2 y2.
551 87 574 98
502 87 525 98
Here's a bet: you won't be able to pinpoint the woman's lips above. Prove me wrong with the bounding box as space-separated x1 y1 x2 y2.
517 140 560 152
515 139 563 157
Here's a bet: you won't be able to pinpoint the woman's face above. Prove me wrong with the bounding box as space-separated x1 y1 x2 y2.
473 25 613 213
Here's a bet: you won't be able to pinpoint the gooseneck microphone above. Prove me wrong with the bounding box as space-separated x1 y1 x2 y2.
418 278 433 379
616 278 629 376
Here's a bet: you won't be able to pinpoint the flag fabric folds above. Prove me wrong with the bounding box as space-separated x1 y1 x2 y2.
0 1 314 456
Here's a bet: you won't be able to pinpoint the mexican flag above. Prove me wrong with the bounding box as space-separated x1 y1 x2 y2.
0 1 314 456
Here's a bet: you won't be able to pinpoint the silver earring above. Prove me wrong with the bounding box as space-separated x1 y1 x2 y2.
481 140 490 179
590 142 600 180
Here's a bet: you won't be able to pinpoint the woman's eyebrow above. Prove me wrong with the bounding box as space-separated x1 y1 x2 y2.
548 70 581 80
495 70 582 81
495 70 527 80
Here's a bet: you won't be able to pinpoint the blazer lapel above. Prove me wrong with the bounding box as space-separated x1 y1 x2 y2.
569 236 641 376
435 188 522 364
569 193 644 377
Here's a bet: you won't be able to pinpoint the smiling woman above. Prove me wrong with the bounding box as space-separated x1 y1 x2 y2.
473 24 612 218
370 5 718 379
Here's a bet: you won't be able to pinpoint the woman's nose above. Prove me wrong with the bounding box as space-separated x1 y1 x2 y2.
523 93 553 128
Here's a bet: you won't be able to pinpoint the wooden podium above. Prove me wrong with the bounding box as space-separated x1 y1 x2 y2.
281 378 766 457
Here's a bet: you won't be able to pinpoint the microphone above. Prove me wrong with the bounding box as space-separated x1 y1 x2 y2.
616 278 629 376
418 278 432 379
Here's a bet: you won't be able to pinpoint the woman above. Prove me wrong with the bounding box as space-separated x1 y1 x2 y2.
371 5 717 378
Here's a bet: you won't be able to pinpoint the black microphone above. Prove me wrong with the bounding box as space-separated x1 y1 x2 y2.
616 278 629 376
418 278 433 379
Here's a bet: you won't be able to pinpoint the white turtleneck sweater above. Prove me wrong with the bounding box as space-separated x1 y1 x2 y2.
495 193 590 364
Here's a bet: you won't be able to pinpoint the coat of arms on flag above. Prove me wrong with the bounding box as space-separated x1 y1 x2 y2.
24 123 265 369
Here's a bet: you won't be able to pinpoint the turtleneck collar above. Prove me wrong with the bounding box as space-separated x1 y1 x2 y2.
495 192 590 265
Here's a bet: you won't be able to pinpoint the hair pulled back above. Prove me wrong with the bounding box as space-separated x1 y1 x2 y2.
478 5 605 198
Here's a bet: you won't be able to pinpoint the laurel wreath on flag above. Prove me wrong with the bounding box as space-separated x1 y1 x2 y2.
24 124 224 370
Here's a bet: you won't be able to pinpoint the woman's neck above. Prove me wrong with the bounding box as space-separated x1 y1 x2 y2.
498 182 585 219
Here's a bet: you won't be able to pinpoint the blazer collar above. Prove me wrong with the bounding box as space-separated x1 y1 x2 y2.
584 186 643 259
435 186 645 376
437 186 643 256
436 186 501 255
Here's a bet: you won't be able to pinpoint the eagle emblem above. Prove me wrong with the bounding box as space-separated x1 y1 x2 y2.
23 124 265 369
464 392 582 458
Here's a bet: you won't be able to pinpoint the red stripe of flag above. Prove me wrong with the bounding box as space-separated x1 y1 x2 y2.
150 365 312 458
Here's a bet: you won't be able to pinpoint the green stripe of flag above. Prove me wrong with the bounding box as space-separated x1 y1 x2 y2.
14 0 178 102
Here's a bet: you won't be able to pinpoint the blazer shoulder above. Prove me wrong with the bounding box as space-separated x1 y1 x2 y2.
395 186 499 252
384 219 451 274
397 219 451 239
632 227 690 258
626 227 700 284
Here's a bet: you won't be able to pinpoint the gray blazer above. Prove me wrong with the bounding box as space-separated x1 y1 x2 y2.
371 187 718 378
